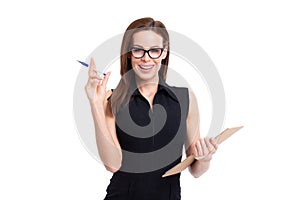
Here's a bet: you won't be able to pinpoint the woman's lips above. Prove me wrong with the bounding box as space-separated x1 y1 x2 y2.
138 65 154 70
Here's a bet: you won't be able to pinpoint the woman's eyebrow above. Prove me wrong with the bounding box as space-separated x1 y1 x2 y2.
132 44 162 48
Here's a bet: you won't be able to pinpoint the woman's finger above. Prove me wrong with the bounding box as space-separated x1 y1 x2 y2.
100 71 111 87
88 59 102 80
89 70 102 80
195 140 207 160
88 57 96 76
200 138 208 155
210 137 218 152
87 78 101 88
204 137 214 154
195 140 202 157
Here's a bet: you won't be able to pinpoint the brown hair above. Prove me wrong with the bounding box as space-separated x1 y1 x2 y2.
108 17 170 116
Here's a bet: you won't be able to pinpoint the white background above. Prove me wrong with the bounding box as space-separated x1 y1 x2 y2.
1 0 299 199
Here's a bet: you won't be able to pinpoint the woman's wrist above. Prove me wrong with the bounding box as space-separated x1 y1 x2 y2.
90 100 105 112
190 157 211 178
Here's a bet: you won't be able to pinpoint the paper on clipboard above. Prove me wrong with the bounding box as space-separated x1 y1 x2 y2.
162 126 243 178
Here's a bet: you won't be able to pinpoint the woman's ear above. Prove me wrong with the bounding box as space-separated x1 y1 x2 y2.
162 47 168 59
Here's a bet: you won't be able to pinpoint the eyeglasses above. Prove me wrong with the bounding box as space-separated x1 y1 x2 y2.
130 47 164 59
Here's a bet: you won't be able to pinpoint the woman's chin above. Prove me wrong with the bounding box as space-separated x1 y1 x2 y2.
135 72 158 83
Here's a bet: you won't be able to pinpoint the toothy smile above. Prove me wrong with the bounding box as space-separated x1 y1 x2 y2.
139 65 154 70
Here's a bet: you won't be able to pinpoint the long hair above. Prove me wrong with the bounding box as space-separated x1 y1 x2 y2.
108 17 170 116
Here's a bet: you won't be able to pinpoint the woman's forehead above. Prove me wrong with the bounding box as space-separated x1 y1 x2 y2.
132 30 163 47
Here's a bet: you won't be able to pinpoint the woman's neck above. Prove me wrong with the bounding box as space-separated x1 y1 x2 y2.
135 75 159 100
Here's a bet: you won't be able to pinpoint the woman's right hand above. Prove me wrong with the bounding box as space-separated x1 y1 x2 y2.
85 58 110 105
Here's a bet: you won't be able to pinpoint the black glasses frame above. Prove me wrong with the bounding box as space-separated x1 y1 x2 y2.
130 47 164 59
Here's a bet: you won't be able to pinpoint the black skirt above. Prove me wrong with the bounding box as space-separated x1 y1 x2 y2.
104 170 181 200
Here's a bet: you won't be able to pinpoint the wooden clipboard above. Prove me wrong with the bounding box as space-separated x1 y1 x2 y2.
162 126 243 177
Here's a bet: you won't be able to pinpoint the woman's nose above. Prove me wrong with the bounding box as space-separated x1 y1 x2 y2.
141 52 151 62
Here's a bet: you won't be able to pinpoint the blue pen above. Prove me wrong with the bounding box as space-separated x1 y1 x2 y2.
77 60 106 76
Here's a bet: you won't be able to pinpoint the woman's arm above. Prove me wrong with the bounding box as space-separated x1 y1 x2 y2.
185 90 218 178
85 58 122 173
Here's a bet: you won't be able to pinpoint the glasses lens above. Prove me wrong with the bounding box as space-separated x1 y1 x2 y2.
131 48 144 58
131 48 164 59
149 48 163 58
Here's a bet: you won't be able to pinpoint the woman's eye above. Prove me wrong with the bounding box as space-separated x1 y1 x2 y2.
150 49 160 53
132 49 143 53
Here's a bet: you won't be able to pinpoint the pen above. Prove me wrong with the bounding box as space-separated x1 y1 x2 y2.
77 60 106 76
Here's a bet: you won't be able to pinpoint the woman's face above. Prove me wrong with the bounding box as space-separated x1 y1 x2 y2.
130 30 167 82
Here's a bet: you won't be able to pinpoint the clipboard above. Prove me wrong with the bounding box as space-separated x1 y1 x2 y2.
162 126 243 178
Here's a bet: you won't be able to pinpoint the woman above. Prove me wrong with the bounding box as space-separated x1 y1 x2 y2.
85 17 218 200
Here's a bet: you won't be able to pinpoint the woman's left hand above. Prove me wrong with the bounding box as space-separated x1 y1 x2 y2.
194 137 218 161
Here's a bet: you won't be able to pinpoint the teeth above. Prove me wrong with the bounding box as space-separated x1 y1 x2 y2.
139 65 153 69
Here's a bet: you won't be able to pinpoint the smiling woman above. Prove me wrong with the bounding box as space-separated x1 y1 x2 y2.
109 19 170 116
84 17 218 200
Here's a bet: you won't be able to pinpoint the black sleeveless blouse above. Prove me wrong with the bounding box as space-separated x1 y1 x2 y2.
104 78 189 200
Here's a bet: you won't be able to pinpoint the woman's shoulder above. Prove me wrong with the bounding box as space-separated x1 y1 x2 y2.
166 85 190 116
165 81 188 91
167 85 189 98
